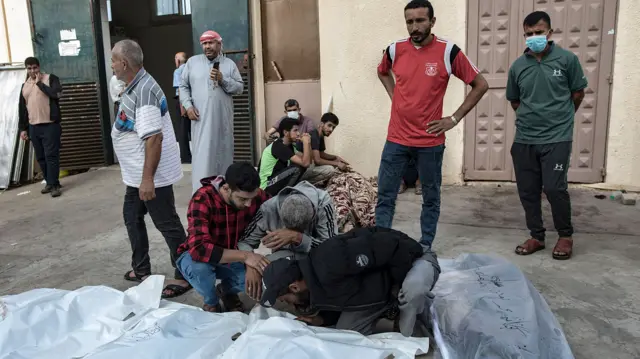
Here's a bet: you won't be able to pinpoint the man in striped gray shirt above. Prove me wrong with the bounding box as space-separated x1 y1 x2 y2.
110 40 191 298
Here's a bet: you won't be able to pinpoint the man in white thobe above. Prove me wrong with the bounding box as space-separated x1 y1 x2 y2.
180 30 244 193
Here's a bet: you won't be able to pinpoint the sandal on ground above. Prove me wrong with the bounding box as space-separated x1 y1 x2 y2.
216 284 244 312
515 238 545 256
552 237 573 260
161 283 193 299
124 270 150 283
398 182 408 194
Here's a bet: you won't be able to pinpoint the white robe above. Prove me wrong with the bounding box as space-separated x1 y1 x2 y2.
179 54 244 194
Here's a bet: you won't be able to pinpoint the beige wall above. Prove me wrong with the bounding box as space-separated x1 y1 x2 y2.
0 0 33 64
605 0 640 187
318 0 467 181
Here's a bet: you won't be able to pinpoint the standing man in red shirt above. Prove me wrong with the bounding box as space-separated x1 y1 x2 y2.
376 0 488 248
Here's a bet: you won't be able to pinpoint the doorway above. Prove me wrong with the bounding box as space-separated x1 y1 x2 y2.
103 0 194 139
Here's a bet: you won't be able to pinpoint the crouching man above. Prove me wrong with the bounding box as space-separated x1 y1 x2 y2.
258 227 441 336
238 181 338 300
176 162 271 312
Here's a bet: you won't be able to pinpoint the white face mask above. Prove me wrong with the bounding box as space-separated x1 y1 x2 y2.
287 111 300 120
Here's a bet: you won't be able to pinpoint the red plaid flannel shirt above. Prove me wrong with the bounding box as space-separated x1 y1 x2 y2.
178 178 270 264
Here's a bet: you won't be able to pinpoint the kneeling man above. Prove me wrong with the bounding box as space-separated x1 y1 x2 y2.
177 162 271 312
259 227 441 336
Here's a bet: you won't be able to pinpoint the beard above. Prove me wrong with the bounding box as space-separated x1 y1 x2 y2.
410 30 430 44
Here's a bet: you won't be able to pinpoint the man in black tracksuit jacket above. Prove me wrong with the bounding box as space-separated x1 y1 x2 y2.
260 227 441 336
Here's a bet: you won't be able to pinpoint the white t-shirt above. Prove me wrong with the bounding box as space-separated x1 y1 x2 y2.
111 69 182 188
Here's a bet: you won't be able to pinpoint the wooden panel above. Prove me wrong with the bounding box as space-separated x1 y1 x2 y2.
464 0 520 180
261 0 320 81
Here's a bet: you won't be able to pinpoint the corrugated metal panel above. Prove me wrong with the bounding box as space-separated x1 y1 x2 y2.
233 72 254 164
58 82 105 170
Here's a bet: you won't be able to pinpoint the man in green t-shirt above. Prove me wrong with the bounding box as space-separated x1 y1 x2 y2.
258 117 312 196
506 11 587 260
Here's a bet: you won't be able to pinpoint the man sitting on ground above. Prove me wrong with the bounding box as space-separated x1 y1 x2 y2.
296 112 350 185
263 99 316 143
238 181 338 300
176 163 271 312
258 227 441 336
258 118 312 196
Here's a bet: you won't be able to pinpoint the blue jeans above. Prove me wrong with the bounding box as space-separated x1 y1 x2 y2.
375 141 445 247
176 252 246 306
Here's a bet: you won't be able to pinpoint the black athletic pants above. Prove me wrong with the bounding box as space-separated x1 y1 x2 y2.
511 142 573 241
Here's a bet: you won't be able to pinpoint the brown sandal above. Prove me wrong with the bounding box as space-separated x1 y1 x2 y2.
515 238 545 255
552 237 573 260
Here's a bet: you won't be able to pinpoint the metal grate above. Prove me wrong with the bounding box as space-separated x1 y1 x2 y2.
58 82 106 170
233 72 254 164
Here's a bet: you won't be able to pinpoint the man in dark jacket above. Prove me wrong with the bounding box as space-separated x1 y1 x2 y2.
18 57 63 197
260 227 441 336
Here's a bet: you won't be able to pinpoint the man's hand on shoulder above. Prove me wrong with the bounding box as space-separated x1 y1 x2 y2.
244 252 270 274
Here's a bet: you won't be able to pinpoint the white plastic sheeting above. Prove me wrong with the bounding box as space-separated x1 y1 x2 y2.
0 276 428 359
431 254 574 359
0 66 27 189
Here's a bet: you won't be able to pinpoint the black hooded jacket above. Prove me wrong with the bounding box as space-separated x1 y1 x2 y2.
298 227 424 312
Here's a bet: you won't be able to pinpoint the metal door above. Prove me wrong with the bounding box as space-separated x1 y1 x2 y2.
464 0 616 183
28 0 110 170
190 0 256 164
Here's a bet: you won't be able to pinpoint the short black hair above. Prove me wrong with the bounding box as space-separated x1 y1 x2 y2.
284 99 299 109
24 57 40 67
225 162 260 192
523 11 551 29
321 112 339 126
404 0 434 19
278 117 299 137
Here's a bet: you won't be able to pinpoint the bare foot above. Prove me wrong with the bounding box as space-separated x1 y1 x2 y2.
203 304 221 312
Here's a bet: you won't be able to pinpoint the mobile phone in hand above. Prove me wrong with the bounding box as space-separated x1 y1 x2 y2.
213 62 220 70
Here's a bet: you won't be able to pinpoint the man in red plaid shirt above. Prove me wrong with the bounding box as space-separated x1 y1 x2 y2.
176 162 271 312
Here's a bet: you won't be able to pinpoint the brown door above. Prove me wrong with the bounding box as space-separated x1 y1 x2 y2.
464 0 616 183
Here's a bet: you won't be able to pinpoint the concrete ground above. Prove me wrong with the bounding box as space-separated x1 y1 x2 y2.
1 167 639 359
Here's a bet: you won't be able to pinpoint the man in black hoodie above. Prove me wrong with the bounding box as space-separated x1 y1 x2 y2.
260 227 440 336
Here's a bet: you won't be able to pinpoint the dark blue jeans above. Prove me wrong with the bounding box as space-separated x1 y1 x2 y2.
375 141 445 247
177 252 246 306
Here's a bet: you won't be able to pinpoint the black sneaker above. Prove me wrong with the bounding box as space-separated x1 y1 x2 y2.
41 185 52 194
51 185 62 197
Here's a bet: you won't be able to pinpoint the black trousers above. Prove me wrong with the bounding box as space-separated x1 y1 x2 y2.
123 185 186 280
175 98 191 163
265 165 304 196
511 142 573 241
29 123 61 186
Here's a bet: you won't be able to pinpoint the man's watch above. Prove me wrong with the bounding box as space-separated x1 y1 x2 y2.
450 115 459 125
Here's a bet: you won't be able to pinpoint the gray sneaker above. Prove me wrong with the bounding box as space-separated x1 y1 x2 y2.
41 185 52 194
51 185 62 198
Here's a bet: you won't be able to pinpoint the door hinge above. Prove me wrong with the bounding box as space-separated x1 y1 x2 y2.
600 167 606 181
607 74 613 85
